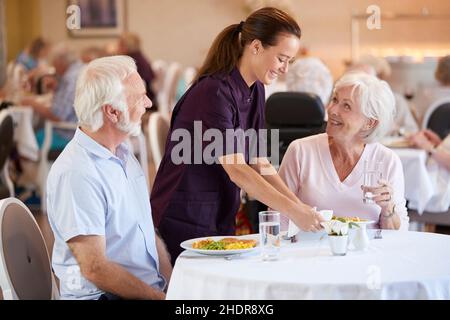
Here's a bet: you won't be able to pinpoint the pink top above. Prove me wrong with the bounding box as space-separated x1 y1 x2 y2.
278 133 409 231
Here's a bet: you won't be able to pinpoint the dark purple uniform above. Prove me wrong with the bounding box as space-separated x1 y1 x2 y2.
151 67 265 263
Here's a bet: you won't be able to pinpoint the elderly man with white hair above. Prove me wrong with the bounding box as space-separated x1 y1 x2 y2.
20 43 83 149
46 55 172 300
278 72 409 231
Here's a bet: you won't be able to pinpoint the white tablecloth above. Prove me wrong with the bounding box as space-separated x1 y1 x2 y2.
9 106 39 161
392 148 433 213
392 148 450 213
167 231 450 300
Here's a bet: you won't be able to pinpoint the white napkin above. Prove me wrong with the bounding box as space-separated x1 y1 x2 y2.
287 208 333 237
287 219 300 238
287 206 316 237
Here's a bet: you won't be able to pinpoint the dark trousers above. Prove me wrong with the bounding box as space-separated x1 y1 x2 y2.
98 292 122 300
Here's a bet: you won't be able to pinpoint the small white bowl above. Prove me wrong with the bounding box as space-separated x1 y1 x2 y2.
319 210 333 221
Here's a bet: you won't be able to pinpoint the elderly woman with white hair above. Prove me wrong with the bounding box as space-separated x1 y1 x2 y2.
285 57 333 107
279 72 409 231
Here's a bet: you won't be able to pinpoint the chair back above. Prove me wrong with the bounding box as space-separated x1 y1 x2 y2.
0 198 59 299
148 112 170 171
0 111 14 199
157 62 181 116
0 111 13 174
265 92 326 159
183 67 197 88
422 98 450 139
152 59 168 94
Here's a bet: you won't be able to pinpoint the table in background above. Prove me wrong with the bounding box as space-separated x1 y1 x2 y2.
392 148 434 213
9 106 39 161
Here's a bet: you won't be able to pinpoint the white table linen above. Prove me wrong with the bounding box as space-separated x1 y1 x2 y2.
392 148 450 213
167 231 450 300
9 106 39 161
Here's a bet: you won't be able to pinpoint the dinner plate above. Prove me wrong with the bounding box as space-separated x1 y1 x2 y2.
350 220 376 226
180 235 259 256
380 137 412 148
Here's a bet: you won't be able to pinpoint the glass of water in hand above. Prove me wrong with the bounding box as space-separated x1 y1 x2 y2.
362 160 382 204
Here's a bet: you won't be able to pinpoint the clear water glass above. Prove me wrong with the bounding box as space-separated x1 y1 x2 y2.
258 211 281 261
363 160 382 204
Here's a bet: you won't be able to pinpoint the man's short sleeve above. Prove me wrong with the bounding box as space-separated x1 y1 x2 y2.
48 171 106 242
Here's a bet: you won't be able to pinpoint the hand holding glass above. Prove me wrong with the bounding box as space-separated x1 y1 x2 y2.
363 160 382 204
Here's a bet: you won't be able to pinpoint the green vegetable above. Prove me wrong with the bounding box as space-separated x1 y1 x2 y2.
203 240 226 250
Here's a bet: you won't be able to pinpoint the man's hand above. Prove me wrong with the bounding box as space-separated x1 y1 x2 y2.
68 235 166 300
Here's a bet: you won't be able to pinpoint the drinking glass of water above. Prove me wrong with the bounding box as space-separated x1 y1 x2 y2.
258 211 281 261
362 160 382 204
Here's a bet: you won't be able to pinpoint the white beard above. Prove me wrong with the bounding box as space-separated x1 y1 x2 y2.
116 110 141 137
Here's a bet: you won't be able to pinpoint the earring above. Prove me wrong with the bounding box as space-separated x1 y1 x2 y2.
253 50 257 55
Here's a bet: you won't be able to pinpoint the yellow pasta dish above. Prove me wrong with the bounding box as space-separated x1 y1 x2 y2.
332 216 366 223
192 238 257 250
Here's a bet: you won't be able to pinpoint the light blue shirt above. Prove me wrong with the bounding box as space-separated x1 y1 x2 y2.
47 128 166 300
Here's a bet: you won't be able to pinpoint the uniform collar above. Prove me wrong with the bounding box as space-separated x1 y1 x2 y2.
229 67 258 103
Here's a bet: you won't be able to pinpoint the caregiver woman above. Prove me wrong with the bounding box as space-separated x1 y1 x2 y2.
151 7 322 263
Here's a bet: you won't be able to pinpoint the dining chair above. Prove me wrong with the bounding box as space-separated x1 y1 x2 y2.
0 197 59 299
422 97 450 139
157 62 181 116
0 110 14 199
265 91 326 161
147 111 170 172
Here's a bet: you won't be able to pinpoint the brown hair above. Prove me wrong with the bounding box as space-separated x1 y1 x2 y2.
29 38 48 59
194 7 301 81
435 55 450 86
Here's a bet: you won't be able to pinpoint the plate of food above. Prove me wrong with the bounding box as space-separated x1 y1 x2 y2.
331 216 375 225
180 235 259 255
380 136 412 148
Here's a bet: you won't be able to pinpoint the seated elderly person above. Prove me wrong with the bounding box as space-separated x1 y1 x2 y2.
409 129 450 172
20 43 83 150
285 56 334 108
47 56 171 300
413 55 450 126
15 37 49 71
279 72 409 231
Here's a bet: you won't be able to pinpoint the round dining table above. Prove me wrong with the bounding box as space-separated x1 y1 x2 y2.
166 230 450 300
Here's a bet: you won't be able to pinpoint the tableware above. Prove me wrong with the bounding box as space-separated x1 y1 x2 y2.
350 220 375 251
319 210 333 221
363 160 383 204
180 235 258 256
380 136 411 148
328 235 349 256
259 211 281 261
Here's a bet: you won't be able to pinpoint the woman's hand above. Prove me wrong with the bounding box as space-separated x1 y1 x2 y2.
362 179 395 214
288 203 323 232
423 129 442 146
408 131 435 152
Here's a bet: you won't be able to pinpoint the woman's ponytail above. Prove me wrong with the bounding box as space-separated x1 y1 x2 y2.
194 23 242 82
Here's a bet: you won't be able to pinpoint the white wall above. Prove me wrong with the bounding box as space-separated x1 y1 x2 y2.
0 0 6 86
39 0 450 78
